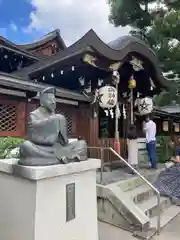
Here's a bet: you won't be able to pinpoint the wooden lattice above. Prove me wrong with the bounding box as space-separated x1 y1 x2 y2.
56 109 73 134
0 104 17 131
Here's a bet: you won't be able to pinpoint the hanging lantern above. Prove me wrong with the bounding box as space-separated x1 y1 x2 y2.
163 121 169 132
174 122 180 132
138 97 153 115
128 76 136 89
98 86 117 109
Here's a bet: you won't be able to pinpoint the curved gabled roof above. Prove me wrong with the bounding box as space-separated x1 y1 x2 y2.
18 29 66 51
14 29 169 88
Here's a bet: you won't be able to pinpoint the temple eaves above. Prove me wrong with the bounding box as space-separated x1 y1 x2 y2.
12 29 170 90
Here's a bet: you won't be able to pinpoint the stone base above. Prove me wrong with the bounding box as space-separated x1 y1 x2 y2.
0 158 100 240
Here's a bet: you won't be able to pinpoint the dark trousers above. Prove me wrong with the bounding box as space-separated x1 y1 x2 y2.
146 141 157 168
175 147 180 156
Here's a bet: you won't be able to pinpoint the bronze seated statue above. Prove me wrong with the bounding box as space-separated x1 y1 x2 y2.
18 87 87 166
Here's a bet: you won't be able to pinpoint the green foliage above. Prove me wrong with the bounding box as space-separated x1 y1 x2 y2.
108 0 180 106
108 0 160 29
156 135 173 162
108 0 180 30
164 0 180 10
0 137 24 158
153 80 180 106
147 10 180 76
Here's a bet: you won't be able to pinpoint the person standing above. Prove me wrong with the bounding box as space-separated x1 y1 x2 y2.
143 115 157 169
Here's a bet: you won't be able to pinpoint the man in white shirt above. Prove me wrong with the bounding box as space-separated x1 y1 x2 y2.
143 115 157 169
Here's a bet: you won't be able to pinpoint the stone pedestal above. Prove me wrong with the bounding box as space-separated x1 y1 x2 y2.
127 139 138 166
0 158 100 240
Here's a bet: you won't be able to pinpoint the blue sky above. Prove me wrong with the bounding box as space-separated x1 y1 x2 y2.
0 0 45 43
0 0 129 45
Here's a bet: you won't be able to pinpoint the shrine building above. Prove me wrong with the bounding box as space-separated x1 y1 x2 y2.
0 28 177 161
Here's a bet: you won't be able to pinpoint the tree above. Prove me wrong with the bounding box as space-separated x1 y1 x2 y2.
147 10 180 78
108 0 180 76
153 82 180 106
108 0 180 30
109 0 163 30
108 0 180 105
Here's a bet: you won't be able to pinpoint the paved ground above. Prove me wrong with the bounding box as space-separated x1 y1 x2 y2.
99 214 180 240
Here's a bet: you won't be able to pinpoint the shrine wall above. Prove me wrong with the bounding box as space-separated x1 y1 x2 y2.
0 95 78 138
31 40 61 57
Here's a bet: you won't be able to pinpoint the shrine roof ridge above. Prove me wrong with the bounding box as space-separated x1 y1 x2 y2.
17 29 66 51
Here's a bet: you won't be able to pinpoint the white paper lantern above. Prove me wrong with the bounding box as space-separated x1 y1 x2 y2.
137 97 153 116
174 122 180 132
163 121 169 132
98 86 117 109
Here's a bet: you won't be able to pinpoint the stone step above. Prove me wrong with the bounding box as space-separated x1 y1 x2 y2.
133 205 180 239
120 169 164 192
127 184 154 204
137 196 171 218
150 205 180 229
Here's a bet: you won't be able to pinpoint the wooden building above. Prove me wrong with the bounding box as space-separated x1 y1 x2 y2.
0 29 170 159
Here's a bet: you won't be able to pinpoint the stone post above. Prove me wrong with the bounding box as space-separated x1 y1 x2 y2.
0 158 100 240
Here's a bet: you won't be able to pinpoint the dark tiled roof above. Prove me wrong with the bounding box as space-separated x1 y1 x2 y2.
0 36 40 60
108 35 155 55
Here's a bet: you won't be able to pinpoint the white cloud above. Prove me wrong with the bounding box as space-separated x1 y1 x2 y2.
10 22 17 32
27 0 131 45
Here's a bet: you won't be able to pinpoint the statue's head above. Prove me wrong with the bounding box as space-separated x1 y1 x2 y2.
40 87 56 112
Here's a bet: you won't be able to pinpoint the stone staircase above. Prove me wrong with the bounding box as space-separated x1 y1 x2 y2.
97 168 180 239
127 183 180 239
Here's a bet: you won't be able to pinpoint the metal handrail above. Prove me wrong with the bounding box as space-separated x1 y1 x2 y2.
88 146 161 235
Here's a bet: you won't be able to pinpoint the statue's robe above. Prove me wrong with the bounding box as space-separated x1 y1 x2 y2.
19 107 87 165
